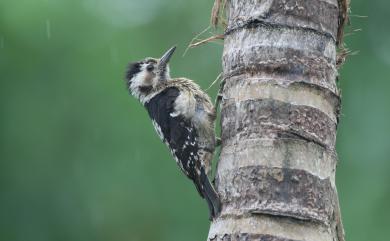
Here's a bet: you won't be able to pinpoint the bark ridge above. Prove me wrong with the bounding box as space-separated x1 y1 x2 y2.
208 0 347 240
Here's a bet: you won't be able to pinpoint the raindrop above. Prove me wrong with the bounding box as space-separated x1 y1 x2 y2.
46 19 51 40
83 0 164 28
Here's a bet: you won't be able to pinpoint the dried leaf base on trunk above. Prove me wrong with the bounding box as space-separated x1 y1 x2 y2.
208 0 345 240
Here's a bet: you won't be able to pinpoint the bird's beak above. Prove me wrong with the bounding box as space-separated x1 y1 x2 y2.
159 46 176 68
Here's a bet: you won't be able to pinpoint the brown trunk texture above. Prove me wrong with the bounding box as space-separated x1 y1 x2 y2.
208 0 347 240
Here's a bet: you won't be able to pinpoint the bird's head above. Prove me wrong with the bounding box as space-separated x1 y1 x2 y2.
125 46 176 102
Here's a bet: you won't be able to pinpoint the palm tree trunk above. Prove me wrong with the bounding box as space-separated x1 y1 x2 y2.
208 0 348 240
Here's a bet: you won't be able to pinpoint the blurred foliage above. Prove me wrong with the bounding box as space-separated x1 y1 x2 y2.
0 0 389 241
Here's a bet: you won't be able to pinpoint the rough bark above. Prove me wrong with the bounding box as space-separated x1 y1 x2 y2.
208 0 348 240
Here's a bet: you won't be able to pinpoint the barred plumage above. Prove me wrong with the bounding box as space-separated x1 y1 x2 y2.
125 46 220 219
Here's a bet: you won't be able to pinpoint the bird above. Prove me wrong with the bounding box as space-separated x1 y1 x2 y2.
124 46 221 219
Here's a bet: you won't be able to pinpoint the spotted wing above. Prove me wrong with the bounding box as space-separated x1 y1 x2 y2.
144 87 199 178
144 87 221 217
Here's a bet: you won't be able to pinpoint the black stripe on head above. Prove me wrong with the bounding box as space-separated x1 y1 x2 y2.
125 62 142 88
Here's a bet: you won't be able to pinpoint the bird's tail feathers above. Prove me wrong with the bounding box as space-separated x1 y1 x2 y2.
199 167 221 220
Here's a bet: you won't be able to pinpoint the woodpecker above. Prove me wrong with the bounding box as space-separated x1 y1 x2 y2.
125 46 221 219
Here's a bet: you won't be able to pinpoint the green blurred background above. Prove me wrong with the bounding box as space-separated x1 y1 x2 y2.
0 0 389 240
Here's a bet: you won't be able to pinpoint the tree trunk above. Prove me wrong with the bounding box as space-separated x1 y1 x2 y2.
208 0 348 240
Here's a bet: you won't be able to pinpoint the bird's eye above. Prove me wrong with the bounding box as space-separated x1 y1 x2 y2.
146 65 154 71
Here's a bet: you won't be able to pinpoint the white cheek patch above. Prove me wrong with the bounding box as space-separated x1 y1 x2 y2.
129 67 147 93
132 70 147 87
129 64 160 104
129 65 152 100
